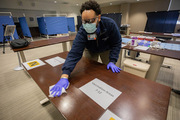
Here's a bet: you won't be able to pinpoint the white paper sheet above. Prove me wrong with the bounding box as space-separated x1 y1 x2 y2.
172 33 180 36
22 59 46 70
45 56 65 67
122 38 131 44
134 46 149 51
121 44 126 48
160 43 180 51
79 78 122 109
99 110 122 120
144 32 152 34
164 33 172 35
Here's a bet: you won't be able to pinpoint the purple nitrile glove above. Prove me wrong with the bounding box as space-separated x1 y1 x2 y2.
50 78 69 97
107 62 121 73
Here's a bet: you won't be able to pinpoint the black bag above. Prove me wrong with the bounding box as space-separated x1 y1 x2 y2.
10 39 30 49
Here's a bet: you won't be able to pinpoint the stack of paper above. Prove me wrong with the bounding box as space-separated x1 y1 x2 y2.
160 43 180 51
164 33 172 35
172 33 180 36
121 44 126 48
134 46 149 51
45 56 65 67
122 38 131 44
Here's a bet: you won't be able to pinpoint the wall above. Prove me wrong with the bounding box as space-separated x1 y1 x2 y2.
0 0 80 27
169 0 180 10
120 3 130 25
101 0 176 33
129 0 170 32
101 5 121 14
169 0 180 32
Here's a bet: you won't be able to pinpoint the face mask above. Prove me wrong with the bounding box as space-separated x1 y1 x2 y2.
83 23 97 33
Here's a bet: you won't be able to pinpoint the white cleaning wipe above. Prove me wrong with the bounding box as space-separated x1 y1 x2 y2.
49 84 69 97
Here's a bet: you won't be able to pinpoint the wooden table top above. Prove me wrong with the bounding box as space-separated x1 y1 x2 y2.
12 35 76 52
122 45 180 60
23 51 171 120
122 37 180 60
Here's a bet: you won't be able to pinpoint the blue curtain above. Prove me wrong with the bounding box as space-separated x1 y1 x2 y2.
37 17 68 35
0 16 19 42
77 16 82 31
145 10 179 33
67 17 75 32
18 17 32 37
45 17 68 35
163 11 179 33
37 17 48 35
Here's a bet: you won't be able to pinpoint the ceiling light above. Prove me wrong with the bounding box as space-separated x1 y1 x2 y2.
110 3 112 5
54 1 57 3
76 4 79 6
137 0 140 1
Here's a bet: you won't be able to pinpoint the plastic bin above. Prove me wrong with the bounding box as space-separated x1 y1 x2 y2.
123 59 150 78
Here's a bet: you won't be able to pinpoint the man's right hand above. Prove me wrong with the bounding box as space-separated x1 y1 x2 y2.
50 78 69 97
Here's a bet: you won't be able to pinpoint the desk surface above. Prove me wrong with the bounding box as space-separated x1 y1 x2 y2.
131 32 180 38
12 35 76 52
23 52 171 120
122 45 180 60
122 37 180 60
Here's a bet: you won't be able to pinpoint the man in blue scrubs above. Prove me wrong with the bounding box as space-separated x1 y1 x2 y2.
51 0 122 97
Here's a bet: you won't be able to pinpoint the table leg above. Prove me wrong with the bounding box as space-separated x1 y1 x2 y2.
47 35 49 39
31 37 33 41
172 37 176 41
14 52 24 71
129 51 137 59
70 41 73 49
62 42 68 52
19 51 26 62
117 49 126 68
145 55 164 81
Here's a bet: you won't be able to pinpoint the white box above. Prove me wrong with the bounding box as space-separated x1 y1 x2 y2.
123 59 150 78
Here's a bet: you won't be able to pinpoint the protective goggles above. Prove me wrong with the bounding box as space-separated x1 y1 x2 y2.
82 17 98 24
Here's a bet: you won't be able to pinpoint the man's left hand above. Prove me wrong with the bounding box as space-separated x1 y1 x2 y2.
107 62 121 73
